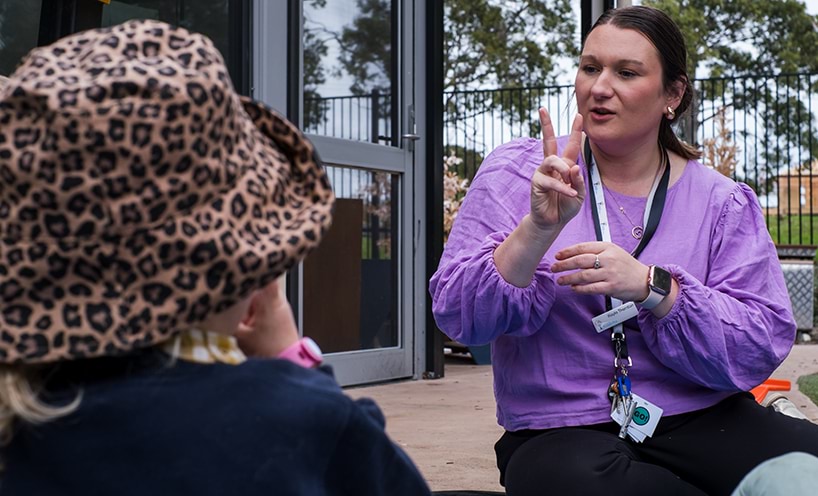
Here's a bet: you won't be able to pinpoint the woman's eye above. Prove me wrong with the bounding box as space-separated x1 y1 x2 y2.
620 70 637 78
582 65 599 74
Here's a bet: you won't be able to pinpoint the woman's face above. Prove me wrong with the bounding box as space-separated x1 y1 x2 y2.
575 24 681 151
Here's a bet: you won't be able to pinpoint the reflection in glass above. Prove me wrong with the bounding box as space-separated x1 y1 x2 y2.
303 0 395 145
0 1 43 76
101 0 231 70
302 167 399 353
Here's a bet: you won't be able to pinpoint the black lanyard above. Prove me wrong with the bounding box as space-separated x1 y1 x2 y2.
584 139 670 362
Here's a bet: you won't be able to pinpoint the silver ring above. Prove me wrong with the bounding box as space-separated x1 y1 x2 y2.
593 255 601 270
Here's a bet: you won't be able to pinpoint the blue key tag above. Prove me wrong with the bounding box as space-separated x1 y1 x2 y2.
617 375 631 397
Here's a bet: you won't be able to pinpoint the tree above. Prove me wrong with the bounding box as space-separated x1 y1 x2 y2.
643 0 818 77
303 26 330 130
337 0 391 97
302 0 392 137
302 0 578 144
445 0 577 91
444 0 578 128
643 0 818 193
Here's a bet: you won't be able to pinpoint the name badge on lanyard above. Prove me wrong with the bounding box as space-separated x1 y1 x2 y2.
585 139 670 442
586 139 669 336
592 301 638 333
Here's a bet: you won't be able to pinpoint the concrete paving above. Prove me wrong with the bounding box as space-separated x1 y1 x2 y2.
347 344 818 493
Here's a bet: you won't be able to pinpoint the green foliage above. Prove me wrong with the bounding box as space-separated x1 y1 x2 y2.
766 215 818 246
304 0 578 166
337 0 392 97
797 373 818 409
643 0 818 77
444 145 484 180
445 0 578 91
303 28 330 129
303 0 392 127
445 0 578 129
645 0 818 195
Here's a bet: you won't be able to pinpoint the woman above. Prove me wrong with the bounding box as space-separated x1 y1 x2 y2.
431 6 818 495
0 20 430 495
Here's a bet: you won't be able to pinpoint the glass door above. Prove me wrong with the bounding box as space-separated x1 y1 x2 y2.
297 0 419 386
0 0 44 76
96 0 250 94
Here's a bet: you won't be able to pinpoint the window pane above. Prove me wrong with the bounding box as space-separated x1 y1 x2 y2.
302 166 399 353
101 0 231 70
302 0 396 146
0 0 43 76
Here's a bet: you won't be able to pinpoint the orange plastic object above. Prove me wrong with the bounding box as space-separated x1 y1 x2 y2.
750 379 791 404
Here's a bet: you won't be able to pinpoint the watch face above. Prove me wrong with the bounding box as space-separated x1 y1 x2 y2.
303 337 323 360
651 266 672 295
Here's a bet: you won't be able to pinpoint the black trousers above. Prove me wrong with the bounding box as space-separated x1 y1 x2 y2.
495 393 818 496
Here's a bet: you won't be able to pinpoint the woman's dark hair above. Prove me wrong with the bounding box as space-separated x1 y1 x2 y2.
586 5 701 159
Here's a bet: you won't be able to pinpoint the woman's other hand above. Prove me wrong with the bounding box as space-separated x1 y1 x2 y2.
235 280 300 358
531 108 585 230
551 242 651 303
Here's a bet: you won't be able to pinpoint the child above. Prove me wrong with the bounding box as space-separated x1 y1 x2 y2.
0 19 430 496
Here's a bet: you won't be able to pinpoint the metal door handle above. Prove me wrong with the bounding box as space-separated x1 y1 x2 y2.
402 133 421 141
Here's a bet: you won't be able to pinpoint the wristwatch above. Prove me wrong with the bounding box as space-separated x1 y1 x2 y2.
638 265 672 310
278 337 323 368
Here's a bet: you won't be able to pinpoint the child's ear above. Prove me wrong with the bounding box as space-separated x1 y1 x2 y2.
240 291 260 326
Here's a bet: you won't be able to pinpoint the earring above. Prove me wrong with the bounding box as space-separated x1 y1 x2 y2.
666 106 676 119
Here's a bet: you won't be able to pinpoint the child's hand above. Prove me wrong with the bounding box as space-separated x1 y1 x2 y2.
235 281 299 358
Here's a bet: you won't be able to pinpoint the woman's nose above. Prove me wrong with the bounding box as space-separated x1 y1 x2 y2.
590 70 614 98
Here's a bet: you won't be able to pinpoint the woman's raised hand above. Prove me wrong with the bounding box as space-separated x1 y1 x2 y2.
531 108 585 230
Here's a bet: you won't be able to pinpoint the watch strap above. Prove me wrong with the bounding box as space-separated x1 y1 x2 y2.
639 265 670 310
278 337 323 368
638 289 665 309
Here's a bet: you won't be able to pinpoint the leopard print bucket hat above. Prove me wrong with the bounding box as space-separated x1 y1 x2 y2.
0 20 334 363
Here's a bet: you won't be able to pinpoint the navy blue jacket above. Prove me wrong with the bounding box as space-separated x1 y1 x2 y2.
1 349 431 496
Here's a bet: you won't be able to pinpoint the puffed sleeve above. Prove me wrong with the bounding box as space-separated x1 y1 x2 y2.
638 183 796 390
429 139 557 346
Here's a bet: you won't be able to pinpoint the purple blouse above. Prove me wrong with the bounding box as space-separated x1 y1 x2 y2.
430 137 796 432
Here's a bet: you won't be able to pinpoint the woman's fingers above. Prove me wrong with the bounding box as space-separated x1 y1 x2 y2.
539 107 558 157
536 155 575 184
554 242 606 261
532 170 578 198
551 243 650 301
562 114 583 162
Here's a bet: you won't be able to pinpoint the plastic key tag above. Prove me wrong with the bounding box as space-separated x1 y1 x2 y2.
617 375 632 397
626 393 663 440
611 393 662 442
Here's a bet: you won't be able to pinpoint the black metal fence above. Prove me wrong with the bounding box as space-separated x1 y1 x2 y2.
323 165 396 261
303 74 818 245
444 73 818 245
304 90 393 145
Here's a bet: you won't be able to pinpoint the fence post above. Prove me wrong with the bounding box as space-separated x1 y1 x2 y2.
370 89 381 260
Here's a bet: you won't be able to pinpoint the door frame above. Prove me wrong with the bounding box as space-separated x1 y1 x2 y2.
255 0 427 386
